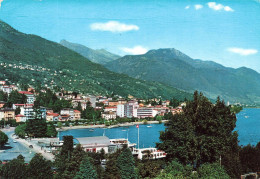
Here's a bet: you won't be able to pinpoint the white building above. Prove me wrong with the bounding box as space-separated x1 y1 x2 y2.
13 104 35 120
124 101 138 118
75 136 111 153
60 108 75 120
137 107 158 118
117 104 125 118
101 111 117 120
132 147 167 160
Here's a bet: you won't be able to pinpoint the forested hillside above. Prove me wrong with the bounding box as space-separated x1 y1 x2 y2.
105 48 260 104
0 20 191 100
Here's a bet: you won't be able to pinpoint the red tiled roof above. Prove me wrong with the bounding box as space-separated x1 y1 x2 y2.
47 112 60 117
74 110 81 113
16 114 26 117
19 91 33 95
14 104 25 106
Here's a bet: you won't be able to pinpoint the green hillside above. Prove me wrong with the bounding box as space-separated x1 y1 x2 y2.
60 40 120 64
0 20 191 100
105 48 260 105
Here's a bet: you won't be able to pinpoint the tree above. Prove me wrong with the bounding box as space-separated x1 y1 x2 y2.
5 90 27 107
155 160 195 179
1 156 27 179
137 160 164 178
198 163 230 179
117 147 137 179
25 118 47 138
61 144 86 178
105 150 121 179
46 123 58 137
28 153 53 179
15 107 21 115
61 135 74 158
0 90 8 102
15 124 27 138
0 130 8 147
74 156 97 179
157 91 238 169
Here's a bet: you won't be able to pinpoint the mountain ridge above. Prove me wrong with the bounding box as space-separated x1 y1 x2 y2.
105 48 260 104
60 40 120 64
0 20 191 100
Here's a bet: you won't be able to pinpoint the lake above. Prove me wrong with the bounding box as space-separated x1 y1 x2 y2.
60 108 260 148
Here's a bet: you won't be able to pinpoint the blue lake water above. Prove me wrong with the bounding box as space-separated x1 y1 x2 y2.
60 108 260 148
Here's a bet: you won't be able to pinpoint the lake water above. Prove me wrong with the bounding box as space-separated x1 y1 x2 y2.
60 108 260 148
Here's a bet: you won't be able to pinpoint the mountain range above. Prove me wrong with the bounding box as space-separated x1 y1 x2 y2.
60 40 120 64
0 20 191 100
105 48 260 105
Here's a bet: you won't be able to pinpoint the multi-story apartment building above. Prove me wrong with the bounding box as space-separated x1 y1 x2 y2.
137 107 158 118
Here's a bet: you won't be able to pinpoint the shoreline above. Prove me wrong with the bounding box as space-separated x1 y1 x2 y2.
1 127 55 161
59 120 168 131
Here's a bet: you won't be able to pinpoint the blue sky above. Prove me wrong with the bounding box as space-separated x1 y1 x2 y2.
0 0 260 72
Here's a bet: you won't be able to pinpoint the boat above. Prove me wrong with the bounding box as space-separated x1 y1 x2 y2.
122 130 127 131
89 129 95 132
13 140 17 143
245 116 249 118
147 124 152 128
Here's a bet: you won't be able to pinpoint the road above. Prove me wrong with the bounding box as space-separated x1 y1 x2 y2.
0 128 35 162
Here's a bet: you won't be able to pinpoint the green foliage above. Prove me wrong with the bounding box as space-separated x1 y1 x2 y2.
61 135 74 158
25 118 47 138
157 92 238 169
28 153 53 179
46 123 58 137
74 156 97 179
239 143 260 174
198 163 230 179
137 159 165 178
81 102 100 120
15 106 21 115
156 160 195 179
0 90 8 102
117 147 137 179
60 144 86 178
0 20 192 101
230 105 243 114
0 130 8 146
57 121 62 128
143 119 148 125
34 89 72 113
105 150 121 179
5 90 27 107
15 124 27 138
1 157 27 179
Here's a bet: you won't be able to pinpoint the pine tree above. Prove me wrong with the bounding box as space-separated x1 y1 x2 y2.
117 147 137 179
74 156 97 179
28 153 53 179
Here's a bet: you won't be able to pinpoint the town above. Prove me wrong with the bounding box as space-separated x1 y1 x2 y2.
0 80 184 124
0 79 184 162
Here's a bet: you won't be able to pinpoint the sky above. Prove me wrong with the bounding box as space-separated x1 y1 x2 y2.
0 0 260 72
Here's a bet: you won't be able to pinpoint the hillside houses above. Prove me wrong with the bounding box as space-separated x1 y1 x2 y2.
0 80 183 123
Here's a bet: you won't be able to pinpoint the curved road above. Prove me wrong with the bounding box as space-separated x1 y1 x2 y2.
0 128 35 162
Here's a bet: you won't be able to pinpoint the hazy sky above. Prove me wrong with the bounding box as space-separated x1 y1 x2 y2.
0 0 260 72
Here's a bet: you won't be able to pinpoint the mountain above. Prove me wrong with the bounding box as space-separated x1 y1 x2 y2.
0 20 192 100
60 40 120 64
105 48 260 105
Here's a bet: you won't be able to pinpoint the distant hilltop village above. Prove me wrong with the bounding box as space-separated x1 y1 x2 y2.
0 80 184 123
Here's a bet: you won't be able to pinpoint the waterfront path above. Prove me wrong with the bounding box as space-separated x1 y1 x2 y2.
1 127 55 162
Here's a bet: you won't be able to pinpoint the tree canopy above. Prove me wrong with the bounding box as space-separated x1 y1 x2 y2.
157 91 238 169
